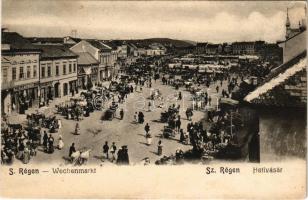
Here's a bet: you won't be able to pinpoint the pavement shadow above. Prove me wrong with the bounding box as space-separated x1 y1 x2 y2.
150 151 158 155
165 137 180 142
151 119 162 123
37 148 45 153
139 142 150 146
93 155 104 161
62 156 72 165
137 133 146 137
86 128 102 137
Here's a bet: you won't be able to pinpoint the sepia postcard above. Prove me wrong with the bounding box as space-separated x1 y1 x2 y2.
0 0 307 199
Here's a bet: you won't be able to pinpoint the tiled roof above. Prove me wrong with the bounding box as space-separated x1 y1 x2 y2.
87 40 112 52
244 52 306 103
103 40 123 50
2 32 41 52
75 52 99 65
36 45 78 59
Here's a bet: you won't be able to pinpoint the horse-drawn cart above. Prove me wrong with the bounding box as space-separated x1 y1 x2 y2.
162 126 175 138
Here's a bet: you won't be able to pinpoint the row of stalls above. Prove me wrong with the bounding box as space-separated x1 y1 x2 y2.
55 86 110 121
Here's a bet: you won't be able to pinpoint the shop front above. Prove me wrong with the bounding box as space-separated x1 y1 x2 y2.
39 81 53 106
12 82 39 114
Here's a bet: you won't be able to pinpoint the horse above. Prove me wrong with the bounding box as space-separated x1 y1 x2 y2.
71 151 80 165
79 149 92 165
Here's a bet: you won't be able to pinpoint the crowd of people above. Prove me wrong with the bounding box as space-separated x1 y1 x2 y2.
1 116 64 165
1 54 255 166
68 141 130 165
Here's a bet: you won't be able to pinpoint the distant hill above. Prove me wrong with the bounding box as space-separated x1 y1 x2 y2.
128 38 196 48
183 40 197 46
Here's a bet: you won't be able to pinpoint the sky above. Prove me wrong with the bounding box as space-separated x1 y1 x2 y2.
2 1 307 43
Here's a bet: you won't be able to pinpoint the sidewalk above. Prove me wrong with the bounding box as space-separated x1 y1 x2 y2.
6 82 112 124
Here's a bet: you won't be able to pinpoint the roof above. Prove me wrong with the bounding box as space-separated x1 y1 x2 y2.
2 32 41 52
103 40 125 50
232 41 255 46
37 45 78 59
69 37 82 43
244 52 306 103
27 36 82 44
75 52 99 65
127 43 138 49
206 43 219 48
132 42 148 49
27 37 63 44
87 40 112 52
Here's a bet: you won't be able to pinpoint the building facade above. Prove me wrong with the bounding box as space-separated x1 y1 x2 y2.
38 45 78 106
75 52 99 89
1 32 41 115
232 42 256 55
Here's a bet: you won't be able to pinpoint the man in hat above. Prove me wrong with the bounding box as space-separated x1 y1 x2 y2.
110 142 117 162
69 143 76 157
144 123 150 134
120 109 124 120
103 141 109 159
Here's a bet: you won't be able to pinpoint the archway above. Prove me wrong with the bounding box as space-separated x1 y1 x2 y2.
63 83 68 96
54 83 60 98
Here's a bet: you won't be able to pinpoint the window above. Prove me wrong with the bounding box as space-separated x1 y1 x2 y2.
47 64 52 77
41 66 45 78
63 64 66 74
19 67 24 79
12 68 16 80
73 63 76 72
33 66 37 78
56 65 59 76
69 63 72 73
27 66 31 78
2 68 8 83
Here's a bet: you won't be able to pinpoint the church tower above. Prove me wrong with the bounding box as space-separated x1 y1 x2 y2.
286 8 291 39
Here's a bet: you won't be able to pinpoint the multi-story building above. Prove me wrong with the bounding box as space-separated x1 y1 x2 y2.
205 43 219 54
74 52 99 89
70 40 111 82
223 43 232 54
195 43 208 54
127 43 138 57
232 42 256 55
105 40 128 58
37 45 78 106
244 19 306 159
1 31 41 114
97 41 118 79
